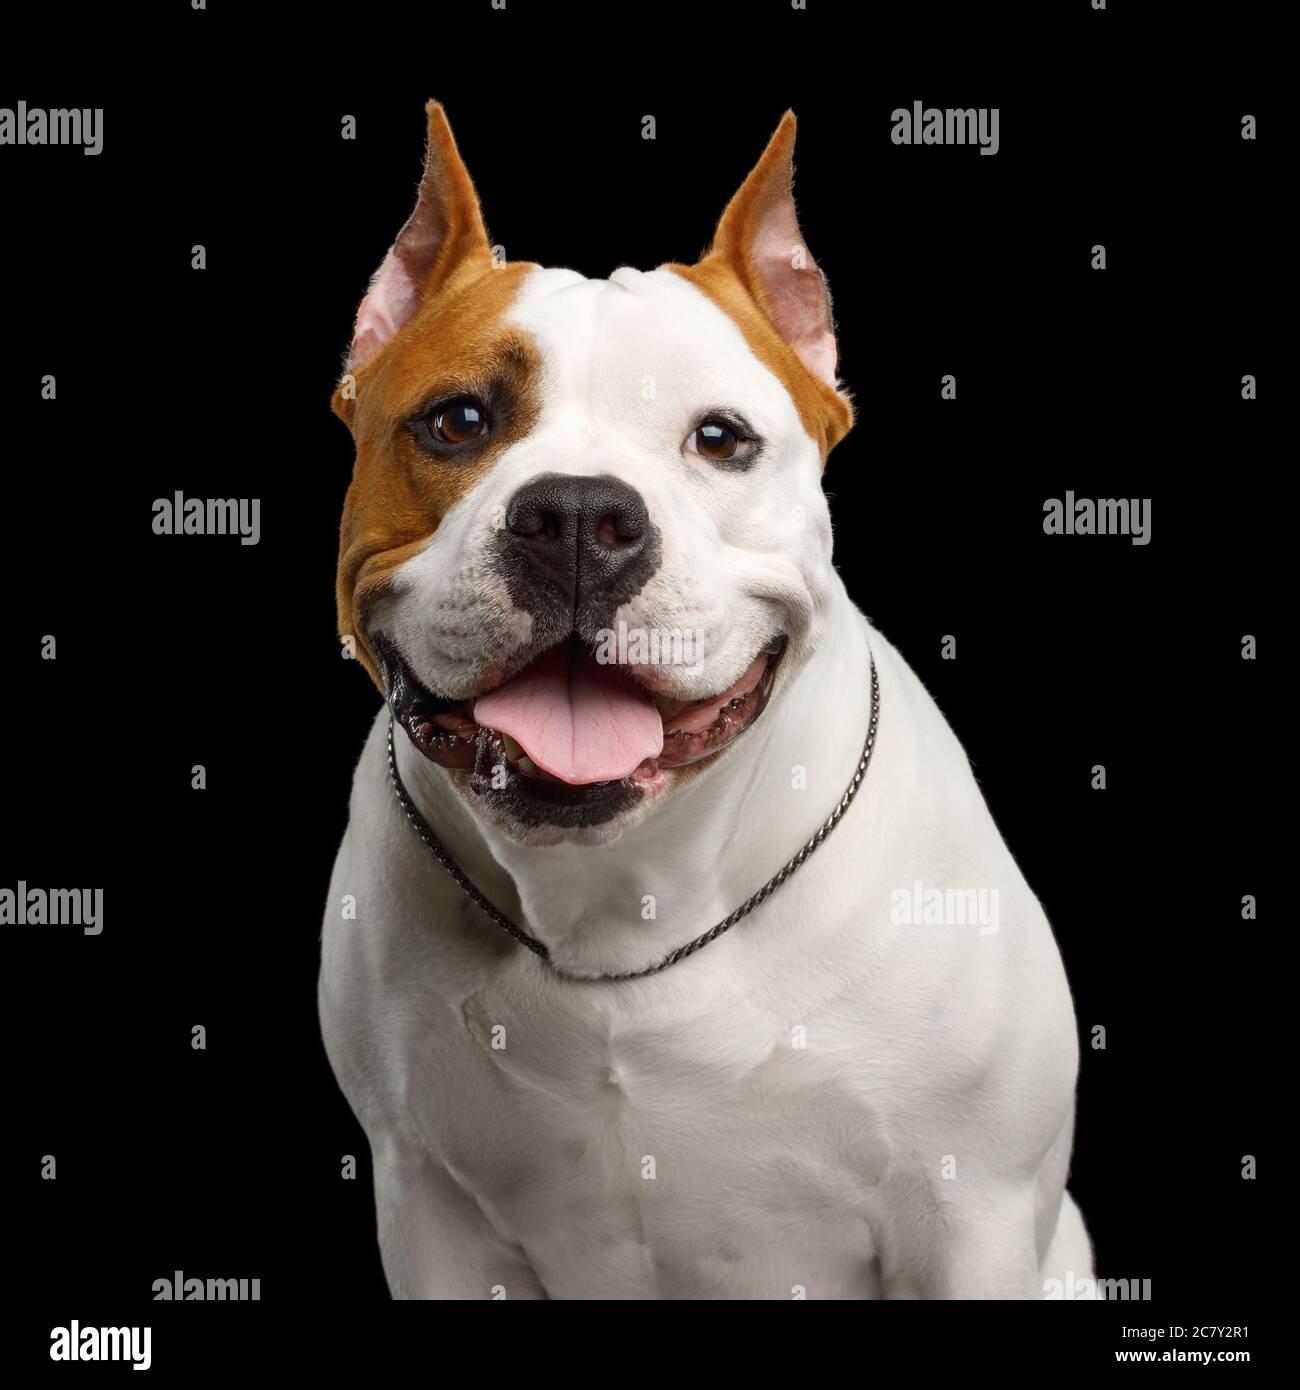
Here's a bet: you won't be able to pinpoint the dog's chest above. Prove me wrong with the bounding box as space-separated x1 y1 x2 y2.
426 963 889 1298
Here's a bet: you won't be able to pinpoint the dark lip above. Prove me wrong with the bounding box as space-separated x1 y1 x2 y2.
372 632 787 811
372 632 477 767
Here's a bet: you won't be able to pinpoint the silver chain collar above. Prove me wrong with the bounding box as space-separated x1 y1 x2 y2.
387 655 880 982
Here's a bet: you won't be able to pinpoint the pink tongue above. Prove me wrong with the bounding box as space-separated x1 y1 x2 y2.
473 643 664 785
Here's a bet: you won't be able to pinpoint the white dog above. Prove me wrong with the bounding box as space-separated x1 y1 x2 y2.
319 102 1093 1299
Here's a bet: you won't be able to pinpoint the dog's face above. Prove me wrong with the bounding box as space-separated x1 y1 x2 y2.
335 104 852 845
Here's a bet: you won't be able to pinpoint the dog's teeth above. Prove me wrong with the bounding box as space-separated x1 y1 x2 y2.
517 755 538 776
502 734 523 762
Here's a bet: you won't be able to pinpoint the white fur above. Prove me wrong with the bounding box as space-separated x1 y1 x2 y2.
321 266 1093 1298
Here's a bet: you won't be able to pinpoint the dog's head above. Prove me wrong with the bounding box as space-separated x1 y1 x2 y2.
334 102 852 845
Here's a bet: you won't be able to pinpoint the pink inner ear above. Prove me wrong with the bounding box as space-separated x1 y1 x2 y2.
751 195 839 387
349 248 420 368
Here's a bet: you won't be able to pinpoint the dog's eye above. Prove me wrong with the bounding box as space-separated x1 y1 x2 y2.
688 420 739 461
432 398 489 444
685 414 760 469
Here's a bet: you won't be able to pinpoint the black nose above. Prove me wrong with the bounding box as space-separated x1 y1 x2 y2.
504 472 656 616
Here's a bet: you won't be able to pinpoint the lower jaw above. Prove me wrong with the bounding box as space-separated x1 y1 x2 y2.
475 729 649 821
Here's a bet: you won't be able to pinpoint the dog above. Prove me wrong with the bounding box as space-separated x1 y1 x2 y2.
318 102 1093 1299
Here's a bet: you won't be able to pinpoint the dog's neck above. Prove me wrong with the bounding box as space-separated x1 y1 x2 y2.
393 588 872 978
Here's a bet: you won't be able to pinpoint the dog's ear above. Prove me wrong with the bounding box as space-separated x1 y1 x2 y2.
345 100 492 372
701 111 840 390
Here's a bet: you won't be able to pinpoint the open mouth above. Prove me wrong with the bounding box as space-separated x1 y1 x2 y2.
374 631 786 806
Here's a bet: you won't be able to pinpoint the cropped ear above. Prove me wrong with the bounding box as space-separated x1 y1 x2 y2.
705 111 840 388
346 100 492 370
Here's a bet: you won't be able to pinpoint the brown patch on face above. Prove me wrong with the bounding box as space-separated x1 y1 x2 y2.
665 257 852 459
335 256 541 689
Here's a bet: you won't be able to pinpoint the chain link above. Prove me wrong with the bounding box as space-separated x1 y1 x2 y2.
387 655 880 982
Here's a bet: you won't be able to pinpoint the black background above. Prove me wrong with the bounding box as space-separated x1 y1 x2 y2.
3 0 1274 1363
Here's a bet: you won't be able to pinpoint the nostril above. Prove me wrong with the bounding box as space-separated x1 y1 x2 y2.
507 503 560 542
595 513 640 546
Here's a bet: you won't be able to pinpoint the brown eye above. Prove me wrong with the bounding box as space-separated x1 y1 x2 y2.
691 420 739 461
432 398 488 444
